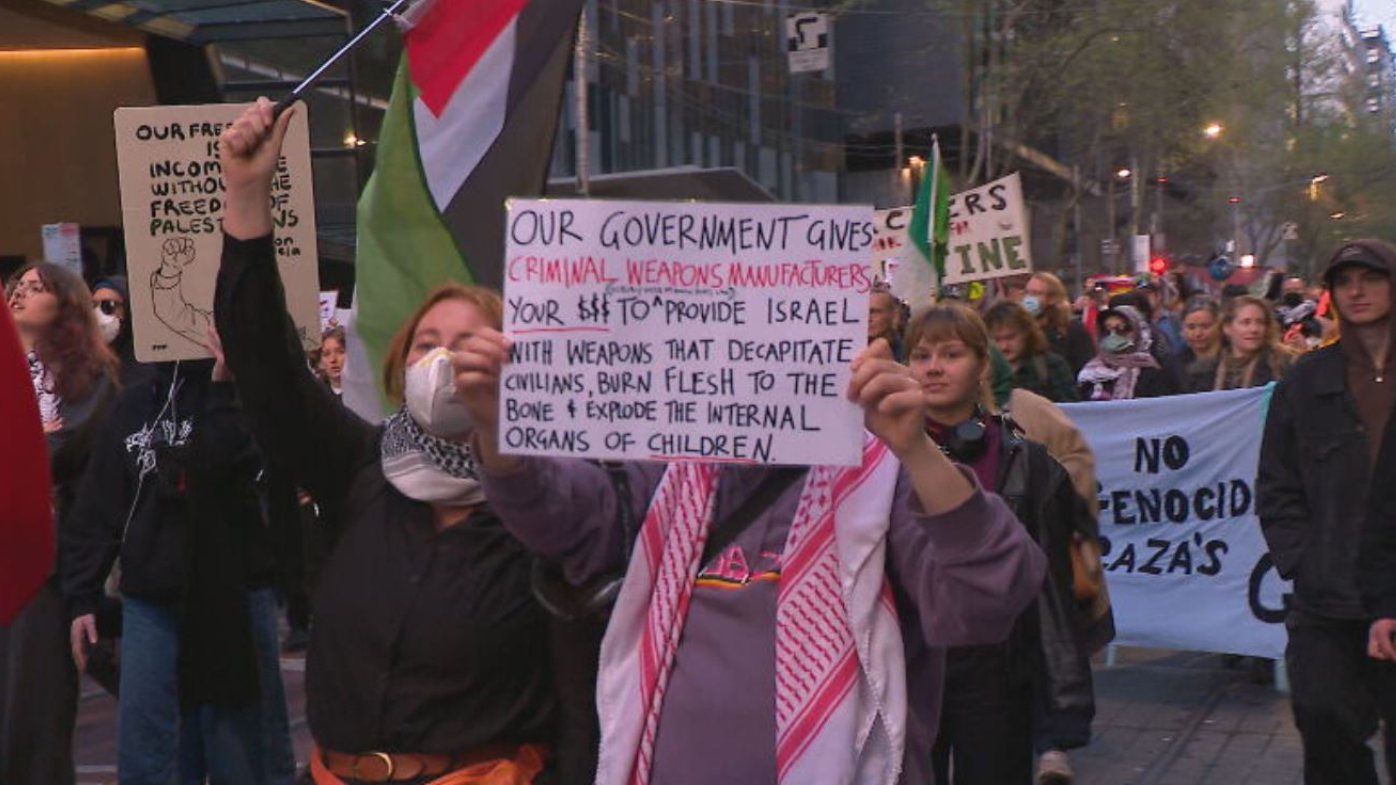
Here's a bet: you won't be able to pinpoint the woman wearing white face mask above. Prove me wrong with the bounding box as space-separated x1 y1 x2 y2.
90 276 151 388
1077 305 1181 400
1025 272 1095 377
211 101 555 785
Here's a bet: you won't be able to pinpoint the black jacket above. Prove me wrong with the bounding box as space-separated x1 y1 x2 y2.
62 365 274 618
996 425 1111 737
1360 386 1396 621
1184 348 1290 394
1258 345 1370 620
1046 319 1095 378
46 374 115 586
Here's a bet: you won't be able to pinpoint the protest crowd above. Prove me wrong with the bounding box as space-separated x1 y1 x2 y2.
3 6 1396 785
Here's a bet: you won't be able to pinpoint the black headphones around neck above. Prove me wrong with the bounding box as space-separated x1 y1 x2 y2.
940 408 989 463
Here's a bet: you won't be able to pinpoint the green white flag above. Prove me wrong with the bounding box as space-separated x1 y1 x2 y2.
897 138 951 309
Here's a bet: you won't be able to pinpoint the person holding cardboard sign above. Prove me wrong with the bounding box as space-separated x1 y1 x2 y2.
215 99 555 785
449 271 1046 779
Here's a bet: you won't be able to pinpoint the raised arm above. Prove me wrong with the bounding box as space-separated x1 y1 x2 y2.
214 99 375 503
886 470 1046 647
482 458 664 585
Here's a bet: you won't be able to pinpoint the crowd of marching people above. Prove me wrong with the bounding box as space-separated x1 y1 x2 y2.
1 98 1395 785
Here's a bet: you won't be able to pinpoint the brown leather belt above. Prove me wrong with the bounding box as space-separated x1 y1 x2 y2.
320 744 517 783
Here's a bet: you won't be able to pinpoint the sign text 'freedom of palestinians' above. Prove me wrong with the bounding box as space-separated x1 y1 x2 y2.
114 103 321 362
1062 386 1291 659
501 199 875 466
941 172 1034 286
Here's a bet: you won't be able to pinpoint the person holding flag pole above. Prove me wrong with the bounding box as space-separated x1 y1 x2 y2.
211 0 596 781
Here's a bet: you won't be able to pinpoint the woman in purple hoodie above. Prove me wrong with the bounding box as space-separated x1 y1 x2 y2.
454 324 1046 784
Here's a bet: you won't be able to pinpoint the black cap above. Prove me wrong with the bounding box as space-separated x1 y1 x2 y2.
1324 242 1393 287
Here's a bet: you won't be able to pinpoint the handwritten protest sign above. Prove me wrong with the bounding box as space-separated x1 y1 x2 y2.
501 199 875 466
114 103 320 362
871 206 911 287
319 290 339 331
941 172 1033 286
1062 386 1291 658
40 223 83 277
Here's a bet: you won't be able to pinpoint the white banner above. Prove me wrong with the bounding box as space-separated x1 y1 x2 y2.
942 172 1033 285
1061 386 1292 658
501 198 874 466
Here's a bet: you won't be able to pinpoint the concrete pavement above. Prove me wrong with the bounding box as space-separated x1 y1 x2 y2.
71 646 1378 784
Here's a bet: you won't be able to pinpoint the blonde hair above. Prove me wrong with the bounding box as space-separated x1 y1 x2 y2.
382 283 504 406
1030 271 1072 332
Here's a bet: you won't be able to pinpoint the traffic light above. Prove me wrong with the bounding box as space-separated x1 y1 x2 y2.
1149 255 1169 276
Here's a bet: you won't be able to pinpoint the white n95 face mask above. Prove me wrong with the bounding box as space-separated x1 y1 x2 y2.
95 307 121 344
404 347 473 440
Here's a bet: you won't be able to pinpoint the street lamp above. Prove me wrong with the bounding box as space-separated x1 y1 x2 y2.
1116 167 1133 180
1203 123 1224 138
1240 254 1256 268
1309 173 1329 202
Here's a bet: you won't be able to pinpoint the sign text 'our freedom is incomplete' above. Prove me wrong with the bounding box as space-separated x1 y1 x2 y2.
500 199 875 466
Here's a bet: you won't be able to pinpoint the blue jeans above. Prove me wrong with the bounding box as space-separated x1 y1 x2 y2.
119 588 295 785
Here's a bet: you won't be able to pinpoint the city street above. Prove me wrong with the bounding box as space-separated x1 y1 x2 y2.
70 645 1367 785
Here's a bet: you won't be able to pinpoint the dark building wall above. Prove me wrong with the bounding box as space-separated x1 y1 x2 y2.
834 0 967 138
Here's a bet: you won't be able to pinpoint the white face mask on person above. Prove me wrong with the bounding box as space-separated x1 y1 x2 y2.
404 347 473 440
95 307 121 344
1021 295 1042 316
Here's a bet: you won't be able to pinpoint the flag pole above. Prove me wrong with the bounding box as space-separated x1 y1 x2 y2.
273 0 414 119
574 8 591 196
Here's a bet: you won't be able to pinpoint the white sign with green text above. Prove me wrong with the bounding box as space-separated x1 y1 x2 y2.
942 172 1033 285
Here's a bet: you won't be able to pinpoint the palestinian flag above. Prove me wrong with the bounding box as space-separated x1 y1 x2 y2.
896 137 951 309
345 0 584 418
0 304 53 625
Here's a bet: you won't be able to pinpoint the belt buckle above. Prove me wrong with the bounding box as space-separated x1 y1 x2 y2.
355 751 396 781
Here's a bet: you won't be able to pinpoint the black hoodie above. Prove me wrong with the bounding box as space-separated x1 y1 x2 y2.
62 361 277 706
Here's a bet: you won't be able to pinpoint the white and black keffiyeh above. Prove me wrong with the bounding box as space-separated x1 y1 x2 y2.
28 351 60 426
380 409 485 506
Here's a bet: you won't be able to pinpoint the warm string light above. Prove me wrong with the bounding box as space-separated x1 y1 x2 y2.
0 47 145 59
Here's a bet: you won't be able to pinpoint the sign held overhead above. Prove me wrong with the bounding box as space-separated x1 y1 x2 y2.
942 172 1034 286
113 102 321 362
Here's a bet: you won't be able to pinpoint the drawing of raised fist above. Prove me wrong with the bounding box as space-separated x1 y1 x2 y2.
150 235 212 348
160 237 197 275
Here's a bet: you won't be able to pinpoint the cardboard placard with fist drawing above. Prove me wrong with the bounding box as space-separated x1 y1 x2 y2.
114 103 321 361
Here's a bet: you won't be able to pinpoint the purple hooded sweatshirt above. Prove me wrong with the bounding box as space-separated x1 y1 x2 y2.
482 458 1045 784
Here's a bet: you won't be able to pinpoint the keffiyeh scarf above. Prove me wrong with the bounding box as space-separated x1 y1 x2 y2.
1078 306 1160 401
27 351 59 426
380 409 484 507
595 434 906 785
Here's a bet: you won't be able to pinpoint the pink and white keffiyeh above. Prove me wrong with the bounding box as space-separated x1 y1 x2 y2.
595 435 907 785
